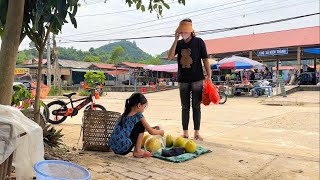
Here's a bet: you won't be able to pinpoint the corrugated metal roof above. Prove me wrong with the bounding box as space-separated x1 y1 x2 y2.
59 59 93 69
71 69 101 72
33 58 47 64
119 62 147 68
91 63 115 69
205 26 320 55
106 69 129 76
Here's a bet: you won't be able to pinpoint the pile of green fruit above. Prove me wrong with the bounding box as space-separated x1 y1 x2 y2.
141 134 197 153
166 135 197 153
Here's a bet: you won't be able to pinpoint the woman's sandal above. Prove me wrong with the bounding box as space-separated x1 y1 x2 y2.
133 150 153 158
194 135 204 141
181 135 189 139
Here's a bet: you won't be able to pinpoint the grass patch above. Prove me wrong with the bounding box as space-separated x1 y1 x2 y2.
78 89 90 96
48 87 64 96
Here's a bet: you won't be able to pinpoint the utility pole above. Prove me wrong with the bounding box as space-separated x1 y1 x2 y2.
53 34 60 88
46 33 51 87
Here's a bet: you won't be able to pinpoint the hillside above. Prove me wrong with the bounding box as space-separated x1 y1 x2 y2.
160 50 169 57
17 41 173 65
97 40 152 61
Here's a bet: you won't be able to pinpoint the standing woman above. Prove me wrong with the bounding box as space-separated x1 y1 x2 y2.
168 19 211 141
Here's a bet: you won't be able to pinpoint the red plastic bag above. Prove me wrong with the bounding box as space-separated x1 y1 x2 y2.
202 91 211 106
202 80 220 105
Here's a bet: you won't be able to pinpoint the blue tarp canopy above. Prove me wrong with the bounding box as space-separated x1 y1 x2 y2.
303 48 320 55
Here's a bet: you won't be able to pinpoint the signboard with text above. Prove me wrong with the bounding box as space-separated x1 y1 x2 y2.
257 48 288 56
15 68 30 75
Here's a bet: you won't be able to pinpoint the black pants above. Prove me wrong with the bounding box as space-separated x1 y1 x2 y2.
119 121 145 155
179 80 203 131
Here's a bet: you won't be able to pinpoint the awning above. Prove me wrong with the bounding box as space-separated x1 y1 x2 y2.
144 64 178 72
272 66 297 71
303 48 320 55
105 70 129 77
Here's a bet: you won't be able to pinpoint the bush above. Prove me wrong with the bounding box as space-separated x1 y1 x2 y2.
78 89 90 96
48 87 64 96
84 71 106 87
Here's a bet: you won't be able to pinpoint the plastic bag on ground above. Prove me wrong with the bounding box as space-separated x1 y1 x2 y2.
0 105 44 180
144 135 166 153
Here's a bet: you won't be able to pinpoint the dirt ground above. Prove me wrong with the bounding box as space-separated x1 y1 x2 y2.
45 90 320 180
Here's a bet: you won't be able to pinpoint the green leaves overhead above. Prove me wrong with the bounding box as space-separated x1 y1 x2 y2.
0 0 79 44
125 0 185 16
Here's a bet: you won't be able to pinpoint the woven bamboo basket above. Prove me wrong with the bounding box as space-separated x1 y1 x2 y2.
82 110 120 152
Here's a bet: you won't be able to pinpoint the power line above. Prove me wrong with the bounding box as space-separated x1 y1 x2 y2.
80 0 104 7
177 0 318 34
59 12 319 43
62 0 276 40
197 13 319 34
59 0 257 38
71 0 307 41
78 9 136 17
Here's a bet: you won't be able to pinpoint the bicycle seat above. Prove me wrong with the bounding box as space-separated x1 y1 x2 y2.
63 92 76 98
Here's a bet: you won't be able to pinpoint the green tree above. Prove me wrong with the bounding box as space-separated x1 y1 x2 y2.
29 41 35 48
139 56 162 65
110 46 125 63
83 55 101 62
89 47 95 54
17 51 32 64
0 0 185 108
84 71 106 87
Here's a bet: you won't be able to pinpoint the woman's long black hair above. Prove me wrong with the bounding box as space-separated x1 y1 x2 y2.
118 93 148 127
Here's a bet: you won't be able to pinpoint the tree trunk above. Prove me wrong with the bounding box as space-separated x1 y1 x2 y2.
0 0 25 105
33 50 44 124
33 28 51 125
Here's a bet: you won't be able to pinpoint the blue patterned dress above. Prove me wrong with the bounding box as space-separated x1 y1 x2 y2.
109 113 143 154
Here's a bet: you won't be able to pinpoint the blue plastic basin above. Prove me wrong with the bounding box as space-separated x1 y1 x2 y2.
34 160 91 180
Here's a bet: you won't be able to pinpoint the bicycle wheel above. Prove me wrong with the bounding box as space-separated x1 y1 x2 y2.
85 104 106 111
47 101 68 124
219 92 228 104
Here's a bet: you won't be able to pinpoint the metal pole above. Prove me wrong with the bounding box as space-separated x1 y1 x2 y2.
53 34 60 88
276 57 279 95
297 47 301 74
128 72 131 86
46 34 51 87
134 69 137 92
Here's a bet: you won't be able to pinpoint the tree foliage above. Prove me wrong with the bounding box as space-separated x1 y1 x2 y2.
139 56 162 65
19 41 153 63
83 55 101 62
110 46 125 63
84 71 106 87
17 51 32 64
125 0 186 18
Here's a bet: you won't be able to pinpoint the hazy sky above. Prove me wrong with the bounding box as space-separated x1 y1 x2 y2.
9 0 320 56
